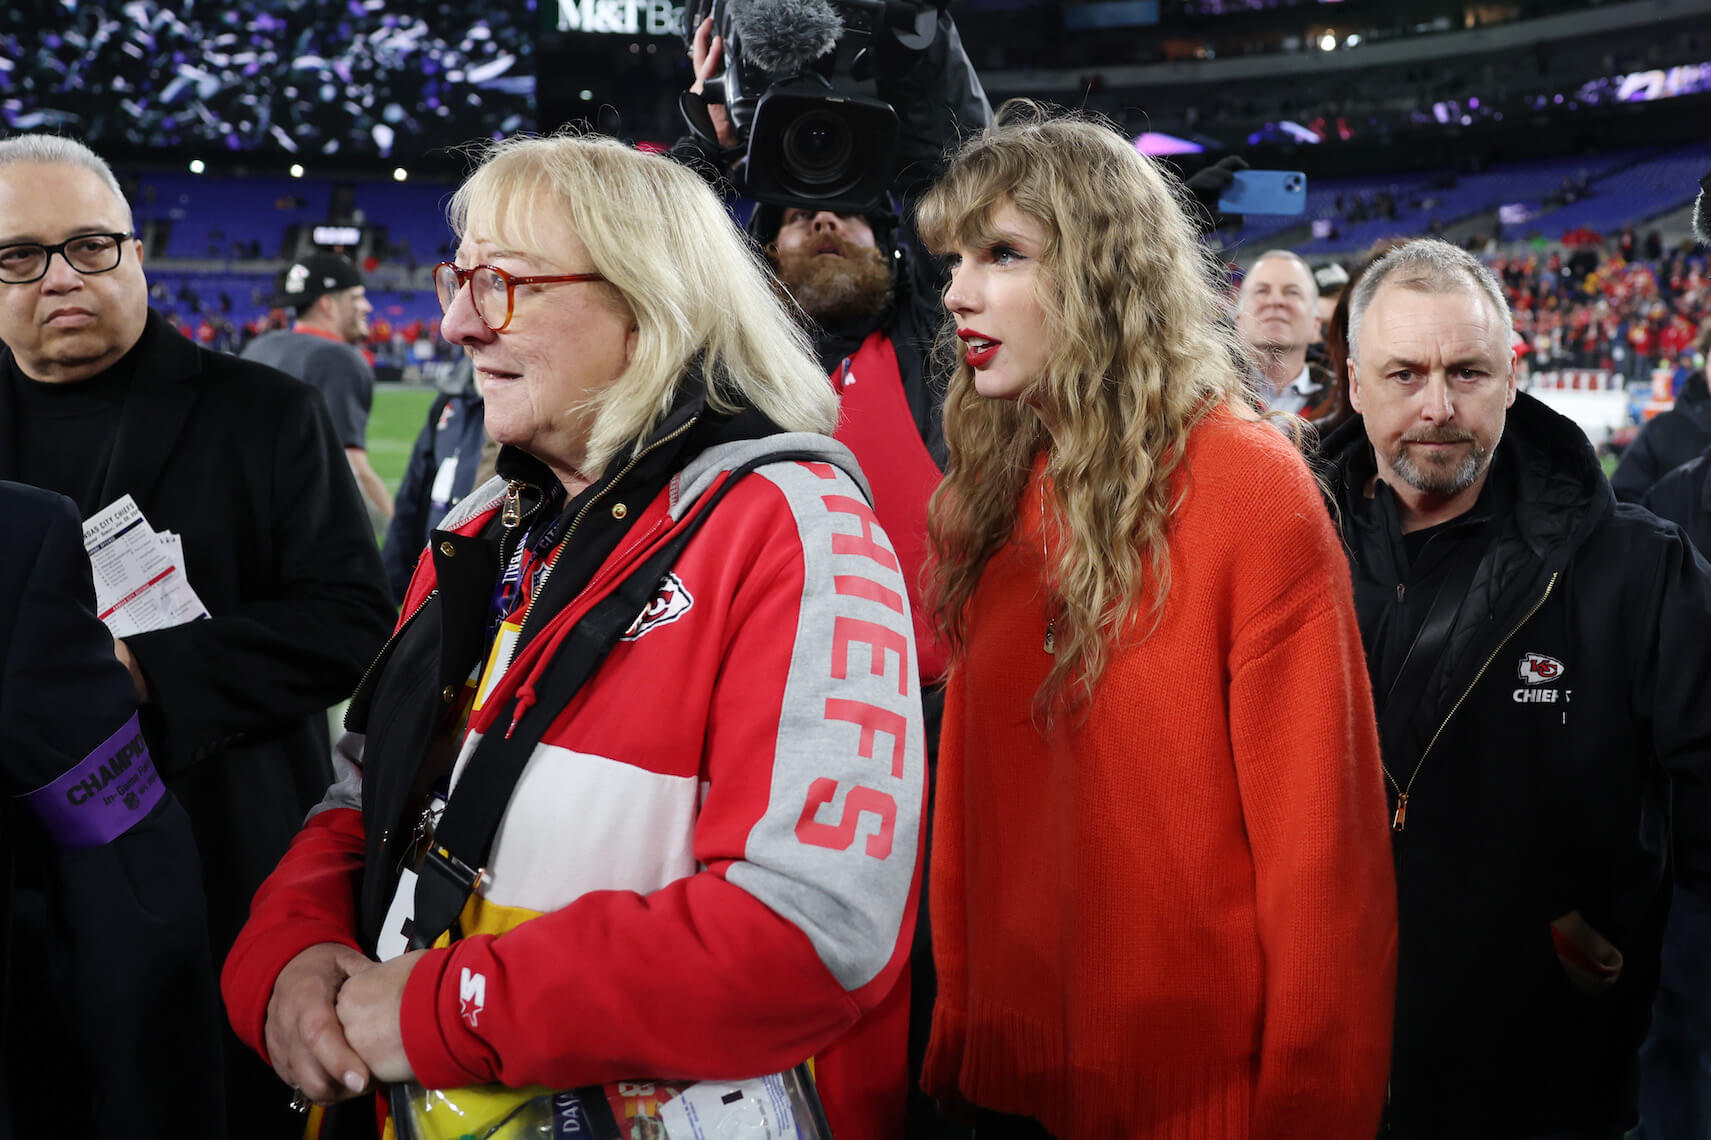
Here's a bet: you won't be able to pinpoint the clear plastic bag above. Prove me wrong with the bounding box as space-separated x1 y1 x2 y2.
390 1066 832 1140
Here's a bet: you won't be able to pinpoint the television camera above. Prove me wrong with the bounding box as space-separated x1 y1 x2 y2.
679 0 943 213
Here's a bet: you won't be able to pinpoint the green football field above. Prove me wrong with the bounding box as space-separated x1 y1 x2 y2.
369 384 440 493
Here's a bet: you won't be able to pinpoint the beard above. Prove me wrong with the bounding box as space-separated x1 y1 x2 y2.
773 236 894 332
1388 427 1491 497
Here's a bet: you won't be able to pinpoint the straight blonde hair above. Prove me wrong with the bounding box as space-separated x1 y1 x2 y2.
449 132 836 474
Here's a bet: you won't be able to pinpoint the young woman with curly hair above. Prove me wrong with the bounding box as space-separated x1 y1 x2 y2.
917 106 1398 1140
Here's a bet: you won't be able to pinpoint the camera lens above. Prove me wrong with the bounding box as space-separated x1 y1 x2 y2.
781 110 855 188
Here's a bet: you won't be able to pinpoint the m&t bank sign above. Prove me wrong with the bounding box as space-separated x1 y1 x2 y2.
556 0 685 35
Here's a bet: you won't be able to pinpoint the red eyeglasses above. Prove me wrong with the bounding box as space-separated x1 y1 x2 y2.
433 261 607 332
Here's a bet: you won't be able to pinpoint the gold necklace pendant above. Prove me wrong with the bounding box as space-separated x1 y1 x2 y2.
1044 620 1056 655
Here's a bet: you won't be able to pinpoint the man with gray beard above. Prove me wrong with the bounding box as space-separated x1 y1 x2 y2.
1320 237 1711 1138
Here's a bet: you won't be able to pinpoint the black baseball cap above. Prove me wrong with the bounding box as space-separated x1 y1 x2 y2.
278 252 364 311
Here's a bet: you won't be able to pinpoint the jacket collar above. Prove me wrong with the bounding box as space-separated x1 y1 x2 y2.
0 308 199 506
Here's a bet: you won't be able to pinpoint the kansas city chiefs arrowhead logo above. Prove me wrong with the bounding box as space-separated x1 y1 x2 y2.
622 573 693 641
1517 652 1566 685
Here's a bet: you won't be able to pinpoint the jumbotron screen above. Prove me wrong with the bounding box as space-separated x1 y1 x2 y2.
0 0 536 161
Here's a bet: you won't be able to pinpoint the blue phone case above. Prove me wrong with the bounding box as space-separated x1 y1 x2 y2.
1217 170 1308 216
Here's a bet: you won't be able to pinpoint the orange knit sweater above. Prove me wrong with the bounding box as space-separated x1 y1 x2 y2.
923 409 1397 1139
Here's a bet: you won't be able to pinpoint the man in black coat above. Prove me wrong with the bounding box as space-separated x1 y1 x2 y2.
1322 238 1711 1138
1634 437 1711 1138
379 354 489 601
0 134 394 1136
1610 369 1711 503
1629 177 1711 1139
1643 441 1711 555
0 480 223 1140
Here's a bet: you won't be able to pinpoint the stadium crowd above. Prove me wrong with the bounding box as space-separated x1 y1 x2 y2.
0 0 531 156
1496 243 1709 380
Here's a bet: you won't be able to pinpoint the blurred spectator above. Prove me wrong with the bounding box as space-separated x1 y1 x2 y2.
1312 260 1350 332
240 253 394 523
1235 249 1336 418
378 355 491 600
1610 330 1711 502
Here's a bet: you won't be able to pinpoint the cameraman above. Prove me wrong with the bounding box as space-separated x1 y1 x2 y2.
675 10 990 1137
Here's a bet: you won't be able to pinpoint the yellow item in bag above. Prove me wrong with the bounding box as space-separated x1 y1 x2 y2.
389 1066 830 1140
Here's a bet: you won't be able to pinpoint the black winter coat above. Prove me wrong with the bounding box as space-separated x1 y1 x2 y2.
1610 382 1711 503
0 312 395 947
1643 443 1711 559
0 482 222 1140
1323 392 1711 1137
0 312 394 1140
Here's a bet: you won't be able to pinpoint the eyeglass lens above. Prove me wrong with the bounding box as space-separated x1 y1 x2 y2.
434 264 510 329
0 234 125 284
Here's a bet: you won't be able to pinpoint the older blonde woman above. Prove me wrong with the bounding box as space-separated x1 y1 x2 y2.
221 133 926 1140
919 106 1397 1139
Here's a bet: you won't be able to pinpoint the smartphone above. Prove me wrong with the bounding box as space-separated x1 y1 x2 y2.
1217 170 1308 215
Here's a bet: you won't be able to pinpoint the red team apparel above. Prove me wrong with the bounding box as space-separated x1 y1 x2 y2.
223 434 926 1140
830 330 949 684
924 410 1397 1139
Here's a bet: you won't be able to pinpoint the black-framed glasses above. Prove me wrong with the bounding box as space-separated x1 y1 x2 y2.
433 261 607 333
0 231 134 285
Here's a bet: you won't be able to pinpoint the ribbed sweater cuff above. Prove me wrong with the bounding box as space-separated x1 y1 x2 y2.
920 1000 967 1104
952 995 1256 1140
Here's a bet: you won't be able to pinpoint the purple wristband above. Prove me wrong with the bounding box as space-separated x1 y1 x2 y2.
19 713 166 848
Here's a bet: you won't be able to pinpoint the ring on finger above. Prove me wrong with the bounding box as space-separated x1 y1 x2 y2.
290 1088 313 1113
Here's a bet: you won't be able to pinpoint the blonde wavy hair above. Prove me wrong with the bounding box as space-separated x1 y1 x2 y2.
920 105 1256 710
449 131 836 474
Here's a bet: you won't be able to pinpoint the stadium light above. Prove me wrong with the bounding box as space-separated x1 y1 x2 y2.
393 168 408 182
1320 31 1338 51
579 89 594 101
289 164 305 178
189 159 206 174
1345 33 1362 47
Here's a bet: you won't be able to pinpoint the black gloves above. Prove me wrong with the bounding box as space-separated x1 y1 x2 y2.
1184 155 1250 236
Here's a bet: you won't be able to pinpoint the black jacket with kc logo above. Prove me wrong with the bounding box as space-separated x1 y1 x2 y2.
1323 391 1711 1138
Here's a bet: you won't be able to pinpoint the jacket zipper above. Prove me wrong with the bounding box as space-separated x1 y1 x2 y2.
497 417 700 714
495 477 546 574
1388 570 1559 831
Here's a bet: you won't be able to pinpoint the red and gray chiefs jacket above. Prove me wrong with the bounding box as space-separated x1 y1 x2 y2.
222 414 927 1140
